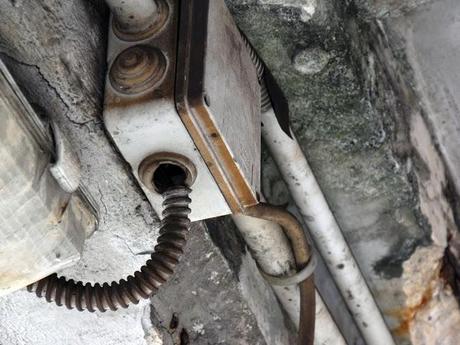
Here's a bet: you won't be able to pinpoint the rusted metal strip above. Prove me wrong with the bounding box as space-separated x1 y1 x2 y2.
243 203 316 345
175 0 260 213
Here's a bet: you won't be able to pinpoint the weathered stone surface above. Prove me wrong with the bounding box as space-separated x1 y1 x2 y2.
259 0 318 22
409 282 460 345
293 47 332 75
230 1 460 344
344 0 460 343
353 0 435 18
389 0 460 209
397 0 460 315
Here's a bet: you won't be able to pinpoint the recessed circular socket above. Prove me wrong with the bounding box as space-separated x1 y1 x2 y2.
109 45 167 95
112 0 170 42
139 153 197 194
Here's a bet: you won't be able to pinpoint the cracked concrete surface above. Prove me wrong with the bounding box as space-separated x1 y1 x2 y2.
149 221 293 345
0 0 106 124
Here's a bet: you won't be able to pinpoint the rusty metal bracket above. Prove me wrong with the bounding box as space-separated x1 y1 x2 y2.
243 203 316 345
260 251 317 286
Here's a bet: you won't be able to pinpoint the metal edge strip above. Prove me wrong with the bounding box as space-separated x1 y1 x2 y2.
174 0 258 213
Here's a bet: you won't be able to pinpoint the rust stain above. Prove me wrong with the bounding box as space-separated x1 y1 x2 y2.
388 284 434 337
48 200 69 225
177 101 259 213
104 88 166 110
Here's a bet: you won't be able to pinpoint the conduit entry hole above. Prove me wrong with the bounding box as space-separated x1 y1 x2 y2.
138 153 197 194
153 163 188 193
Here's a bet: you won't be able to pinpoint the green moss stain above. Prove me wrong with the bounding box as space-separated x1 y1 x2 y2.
228 2 430 280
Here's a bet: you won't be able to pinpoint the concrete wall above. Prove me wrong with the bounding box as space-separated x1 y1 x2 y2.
1 0 460 344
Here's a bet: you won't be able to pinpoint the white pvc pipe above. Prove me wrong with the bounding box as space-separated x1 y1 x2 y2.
261 108 395 345
105 0 158 34
232 214 347 345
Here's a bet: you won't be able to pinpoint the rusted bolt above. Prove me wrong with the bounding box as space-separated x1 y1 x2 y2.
109 45 167 95
111 0 170 42
138 153 197 193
